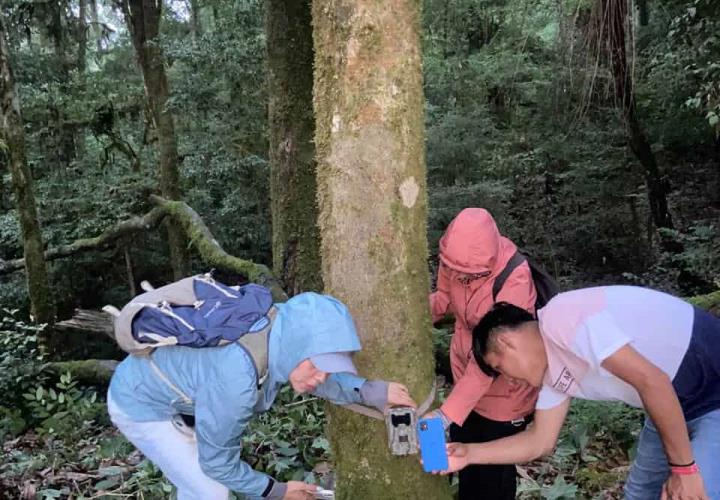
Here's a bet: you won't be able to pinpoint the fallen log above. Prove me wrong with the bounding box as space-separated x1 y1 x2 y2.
55 309 115 341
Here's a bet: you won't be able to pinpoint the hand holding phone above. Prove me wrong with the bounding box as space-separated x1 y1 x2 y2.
417 417 448 472
313 488 334 499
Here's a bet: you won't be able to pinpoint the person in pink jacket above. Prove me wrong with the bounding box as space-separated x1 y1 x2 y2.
428 208 539 500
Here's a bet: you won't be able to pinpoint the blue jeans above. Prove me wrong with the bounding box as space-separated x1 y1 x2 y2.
624 409 720 499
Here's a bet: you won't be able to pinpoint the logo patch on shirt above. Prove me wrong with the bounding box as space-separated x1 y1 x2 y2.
553 367 575 393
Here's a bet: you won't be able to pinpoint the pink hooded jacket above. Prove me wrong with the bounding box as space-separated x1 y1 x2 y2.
430 208 538 424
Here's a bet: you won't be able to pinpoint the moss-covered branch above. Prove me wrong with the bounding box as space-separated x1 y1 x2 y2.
47 359 119 385
1 197 286 300
149 195 287 301
0 207 167 274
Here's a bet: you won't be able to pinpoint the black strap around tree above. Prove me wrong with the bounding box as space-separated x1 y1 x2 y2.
492 251 526 301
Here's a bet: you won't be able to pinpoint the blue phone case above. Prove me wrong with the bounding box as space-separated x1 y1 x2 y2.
417 417 448 472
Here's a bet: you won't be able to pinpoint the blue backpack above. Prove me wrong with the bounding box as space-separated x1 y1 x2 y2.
107 273 275 357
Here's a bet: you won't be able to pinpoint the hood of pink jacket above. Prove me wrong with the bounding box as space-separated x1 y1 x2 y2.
439 208 514 275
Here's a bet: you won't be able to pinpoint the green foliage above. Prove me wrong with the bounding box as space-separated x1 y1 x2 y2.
0 310 47 425
669 0 720 136
242 386 332 483
623 224 720 294
518 400 643 499
22 371 105 440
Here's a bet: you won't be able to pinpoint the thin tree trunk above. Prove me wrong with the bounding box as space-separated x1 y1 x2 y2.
48 0 76 168
0 153 6 209
76 0 88 158
91 0 103 52
123 0 189 279
124 244 137 297
604 0 673 229
266 0 322 295
0 18 55 327
189 0 202 39
637 0 648 26
312 1 451 498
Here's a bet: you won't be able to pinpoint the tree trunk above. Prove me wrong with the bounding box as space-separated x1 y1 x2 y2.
76 0 88 157
312 1 451 498
637 0 648 26
47 0 76 169
189 0 203 39
91 0 103 52
604 0 673 230
0 18 55 326
124 0 189 279
266 0 322 295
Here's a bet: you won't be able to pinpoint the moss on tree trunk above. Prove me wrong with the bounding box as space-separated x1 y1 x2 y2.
312 1 451 497
124 0 189 279
0 18 56 329
266 0 323 295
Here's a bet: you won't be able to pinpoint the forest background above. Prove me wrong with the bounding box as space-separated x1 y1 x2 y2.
0 0 718 498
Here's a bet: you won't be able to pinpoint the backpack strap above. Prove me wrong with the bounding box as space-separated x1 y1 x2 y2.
342 378 437 421
148 356 192 405
492 252 527 301
146 306 277 406
236 306 276 387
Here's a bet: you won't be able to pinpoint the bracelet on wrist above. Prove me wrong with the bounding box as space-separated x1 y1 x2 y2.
668 460 695 468
670 463 700 476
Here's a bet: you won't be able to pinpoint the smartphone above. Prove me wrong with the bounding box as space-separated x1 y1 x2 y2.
314 488 335 499
417 417 448 472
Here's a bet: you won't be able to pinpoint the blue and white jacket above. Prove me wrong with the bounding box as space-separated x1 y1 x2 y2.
109 292 382 499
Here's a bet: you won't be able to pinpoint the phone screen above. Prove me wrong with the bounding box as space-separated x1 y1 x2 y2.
417 417 448 472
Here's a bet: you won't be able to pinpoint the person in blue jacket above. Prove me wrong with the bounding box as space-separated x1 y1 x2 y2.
107 292 416 500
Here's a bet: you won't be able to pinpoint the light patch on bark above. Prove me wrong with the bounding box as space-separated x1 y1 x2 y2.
398 176 419 208
332 113 341 133
324 125 399 297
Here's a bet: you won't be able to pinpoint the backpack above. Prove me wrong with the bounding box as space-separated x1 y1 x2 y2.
107 273 275 385
492 251 559 311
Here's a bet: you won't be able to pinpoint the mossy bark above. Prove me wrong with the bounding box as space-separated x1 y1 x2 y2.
266 0 323 295
124 0 189 279
0 18 55 327
312 1 452 498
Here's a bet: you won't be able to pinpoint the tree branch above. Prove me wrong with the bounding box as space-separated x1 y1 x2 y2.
2 196 287 301
149 195 287 301
0 207 167 274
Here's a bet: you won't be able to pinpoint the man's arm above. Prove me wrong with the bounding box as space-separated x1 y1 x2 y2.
445 398 570 472
601 345 694 466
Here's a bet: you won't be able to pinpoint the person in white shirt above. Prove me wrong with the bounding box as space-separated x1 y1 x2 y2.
439 286 720 500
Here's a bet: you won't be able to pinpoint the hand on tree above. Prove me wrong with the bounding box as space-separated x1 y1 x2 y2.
661 472 708 500
386 382 416 409
283 481 318 499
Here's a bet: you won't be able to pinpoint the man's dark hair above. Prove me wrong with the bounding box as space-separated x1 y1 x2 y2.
472 302 536 377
